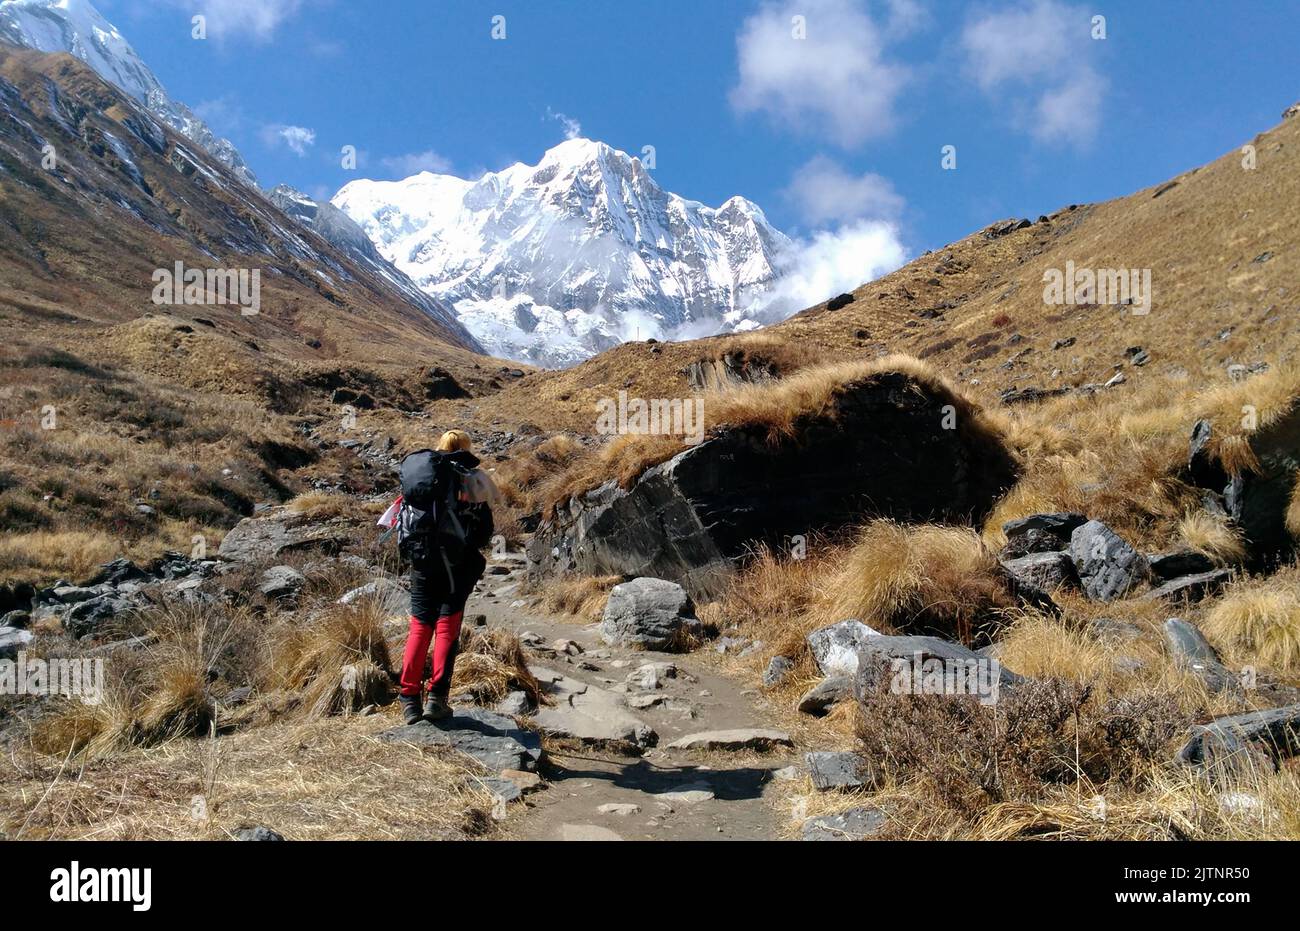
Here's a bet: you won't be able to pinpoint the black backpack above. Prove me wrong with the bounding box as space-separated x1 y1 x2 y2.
397 449 472 570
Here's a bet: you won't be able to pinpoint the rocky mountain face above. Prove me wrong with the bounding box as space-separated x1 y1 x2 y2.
0 46 483 357
267 185 476 348
333 139 792 367
0 0 258 187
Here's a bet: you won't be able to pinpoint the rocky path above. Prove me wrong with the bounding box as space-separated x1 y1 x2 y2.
464 556 798 841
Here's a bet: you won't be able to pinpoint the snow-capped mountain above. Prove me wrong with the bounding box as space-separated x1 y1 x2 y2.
0 0 257 187
333 139 792 367
267 184 478 349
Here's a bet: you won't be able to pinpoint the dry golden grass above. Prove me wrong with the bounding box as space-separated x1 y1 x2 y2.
1177 510 1247 564
3 715 498 840
451 628 543 706
534 573 622 622
0 529 119 582
1203 564 1300 673
32 603 256 757
284 491 366 521
264 600 394 718
816 521 1016 645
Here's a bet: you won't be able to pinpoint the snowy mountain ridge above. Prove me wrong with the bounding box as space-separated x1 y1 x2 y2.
333 138 794 366
0 0 258 186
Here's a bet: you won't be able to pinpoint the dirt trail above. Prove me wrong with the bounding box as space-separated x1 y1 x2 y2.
464 557 796 841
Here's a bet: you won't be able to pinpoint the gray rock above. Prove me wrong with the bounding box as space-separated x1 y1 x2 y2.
1087 618 1144 643
218 510 350 563
0 610 31 629
65 595 133 638
1142 568 1234 603
854 634 1022 693
1177 703 1300 769
806 751 866 791
379 708 544 772
52 585 100 604
336 577 407 616
234 827 284 841
0 626 33 660
796 677 853 716
495 690 532 717
654 783 716 803
802 807 886 841
1163 618 1232 692
599 578 697 651
807 619 882 677
530 666 657 748
1069 520 1149 601
999 551 1077 591
664 728 792 751
763 655 794 687
259 565 306 601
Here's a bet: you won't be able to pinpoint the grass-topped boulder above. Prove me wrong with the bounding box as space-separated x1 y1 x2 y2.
526 356 1019 598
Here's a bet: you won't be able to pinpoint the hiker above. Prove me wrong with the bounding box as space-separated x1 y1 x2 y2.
381 430 498 724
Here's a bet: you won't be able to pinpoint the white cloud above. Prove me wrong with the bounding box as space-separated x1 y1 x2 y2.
759 220 908 318
546 108 583 141
960 0 1106 147
380 150 454 177
730 0 910 147
182 0 307 43
261 124 316 156
786 156 905 226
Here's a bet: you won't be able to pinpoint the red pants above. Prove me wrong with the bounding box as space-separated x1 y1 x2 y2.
399 613 463 697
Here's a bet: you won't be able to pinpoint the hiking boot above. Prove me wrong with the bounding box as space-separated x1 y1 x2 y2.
399 694 423 725
422 692 452 722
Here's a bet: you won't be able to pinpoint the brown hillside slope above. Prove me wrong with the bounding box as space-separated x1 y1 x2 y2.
480 107 1297 431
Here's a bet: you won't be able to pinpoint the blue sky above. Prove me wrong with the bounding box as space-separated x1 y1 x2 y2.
103 0 1300 256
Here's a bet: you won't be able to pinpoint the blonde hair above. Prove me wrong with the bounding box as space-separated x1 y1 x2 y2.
436 429 472 453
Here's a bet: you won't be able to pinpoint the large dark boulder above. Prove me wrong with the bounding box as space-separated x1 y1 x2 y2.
528 371 1018 599
1183 412 1300 566
1176 703 1300 770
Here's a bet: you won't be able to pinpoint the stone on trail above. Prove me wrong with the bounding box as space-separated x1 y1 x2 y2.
806 619 882 677
801 807 886 841
599 578 699 651
598 803 641 816
379 707 544 773
655 783 716 803
530 665 657 748
796 677 853 717
1069 520 1150 602
664 728 793 751
558 823 624 841
495 690 532 717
